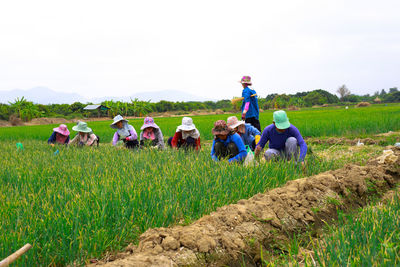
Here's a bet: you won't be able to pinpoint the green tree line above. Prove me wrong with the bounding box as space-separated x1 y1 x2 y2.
0 87 399 122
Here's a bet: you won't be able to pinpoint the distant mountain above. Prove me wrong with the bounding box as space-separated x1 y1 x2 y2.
0 87 86 104
133 90 213 102
0 87 215 104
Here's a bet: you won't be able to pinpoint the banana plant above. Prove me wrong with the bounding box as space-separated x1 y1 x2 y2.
8 96 28 119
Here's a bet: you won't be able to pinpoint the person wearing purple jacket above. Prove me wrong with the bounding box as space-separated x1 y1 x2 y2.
255 110 307 164
111 115 139 149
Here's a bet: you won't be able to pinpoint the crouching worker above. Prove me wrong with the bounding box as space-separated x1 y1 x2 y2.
210 120 247 163
227 116 261 151
168 117 201 151
255 110 307 165
110 115 139 149
140 117 165 149
69 121 99 146
48 124 70 145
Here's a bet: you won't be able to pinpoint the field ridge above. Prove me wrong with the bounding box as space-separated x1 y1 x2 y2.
94 147 400 266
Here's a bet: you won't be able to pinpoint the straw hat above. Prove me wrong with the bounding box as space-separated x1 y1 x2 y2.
72 121 92 133
53 124 70 136
227 116 245 129
141 117 159 130
110 115 128 129
177 117 196 131
239 76 252 85
212 120 231 136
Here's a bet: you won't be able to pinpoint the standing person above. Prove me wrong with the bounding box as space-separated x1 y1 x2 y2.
255 110 307 165
210 120 247 163
140 117 165 149
167 117 201 151
69 121 99 146
240 75 261 131
48 124 70 145
227 116 261 151
110 115 139 149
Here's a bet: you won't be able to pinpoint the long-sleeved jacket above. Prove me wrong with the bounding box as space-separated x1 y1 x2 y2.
257 124 307 161
48 131 70 145
238 123 261 147
211 133 247 163
112 125 138 146
69 133 98 146
140 128 165 149
171 131 201 150
241 86 259 119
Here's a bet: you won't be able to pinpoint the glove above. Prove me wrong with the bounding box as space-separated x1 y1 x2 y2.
241 113 246 120
255 135 261 145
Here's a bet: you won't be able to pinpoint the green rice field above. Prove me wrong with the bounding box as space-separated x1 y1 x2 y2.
0 104 399 266
0 104 399 142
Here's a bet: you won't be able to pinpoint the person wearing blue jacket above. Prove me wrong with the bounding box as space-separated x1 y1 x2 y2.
210 120 247 163
227 116 261 151
240 76 261 131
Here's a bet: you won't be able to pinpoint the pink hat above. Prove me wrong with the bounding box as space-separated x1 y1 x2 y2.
53 124 70 136
212 120 232 136
239 76 252 85
140 117 159 130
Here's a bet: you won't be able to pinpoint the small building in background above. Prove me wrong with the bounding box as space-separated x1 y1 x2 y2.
83 104 109 117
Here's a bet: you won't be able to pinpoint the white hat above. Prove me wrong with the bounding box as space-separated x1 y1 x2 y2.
227 116 245 129
110 115 128 129
177 117 196 131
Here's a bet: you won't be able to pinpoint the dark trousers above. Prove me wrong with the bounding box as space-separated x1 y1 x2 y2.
214 141 239 160
250 139 256 151
167 136 196 150
125 139 139 149
245 117 261 132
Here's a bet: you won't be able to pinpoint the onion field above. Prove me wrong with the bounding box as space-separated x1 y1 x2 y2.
0 104 399 266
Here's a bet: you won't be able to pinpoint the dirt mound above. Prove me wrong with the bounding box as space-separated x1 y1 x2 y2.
376 131 400 137
0 120 11 127
9 115 24 126
356 102 371 107
27 117 73 125
306 131 400 146
92 148 400 267
307 137 378 145
288 106 299 111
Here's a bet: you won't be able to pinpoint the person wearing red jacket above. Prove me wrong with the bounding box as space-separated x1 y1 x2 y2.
168 117 201 151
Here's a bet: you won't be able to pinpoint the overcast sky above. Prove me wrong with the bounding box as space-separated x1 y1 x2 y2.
0 0 399 100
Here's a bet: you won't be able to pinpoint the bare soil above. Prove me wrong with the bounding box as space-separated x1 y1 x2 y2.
91 147 400 267
305 132 400 146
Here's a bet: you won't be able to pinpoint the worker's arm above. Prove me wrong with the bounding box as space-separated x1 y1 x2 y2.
254 145 262 157
228 134 247 163
210 139 219 161
254 128 269 157
230 94 257 104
